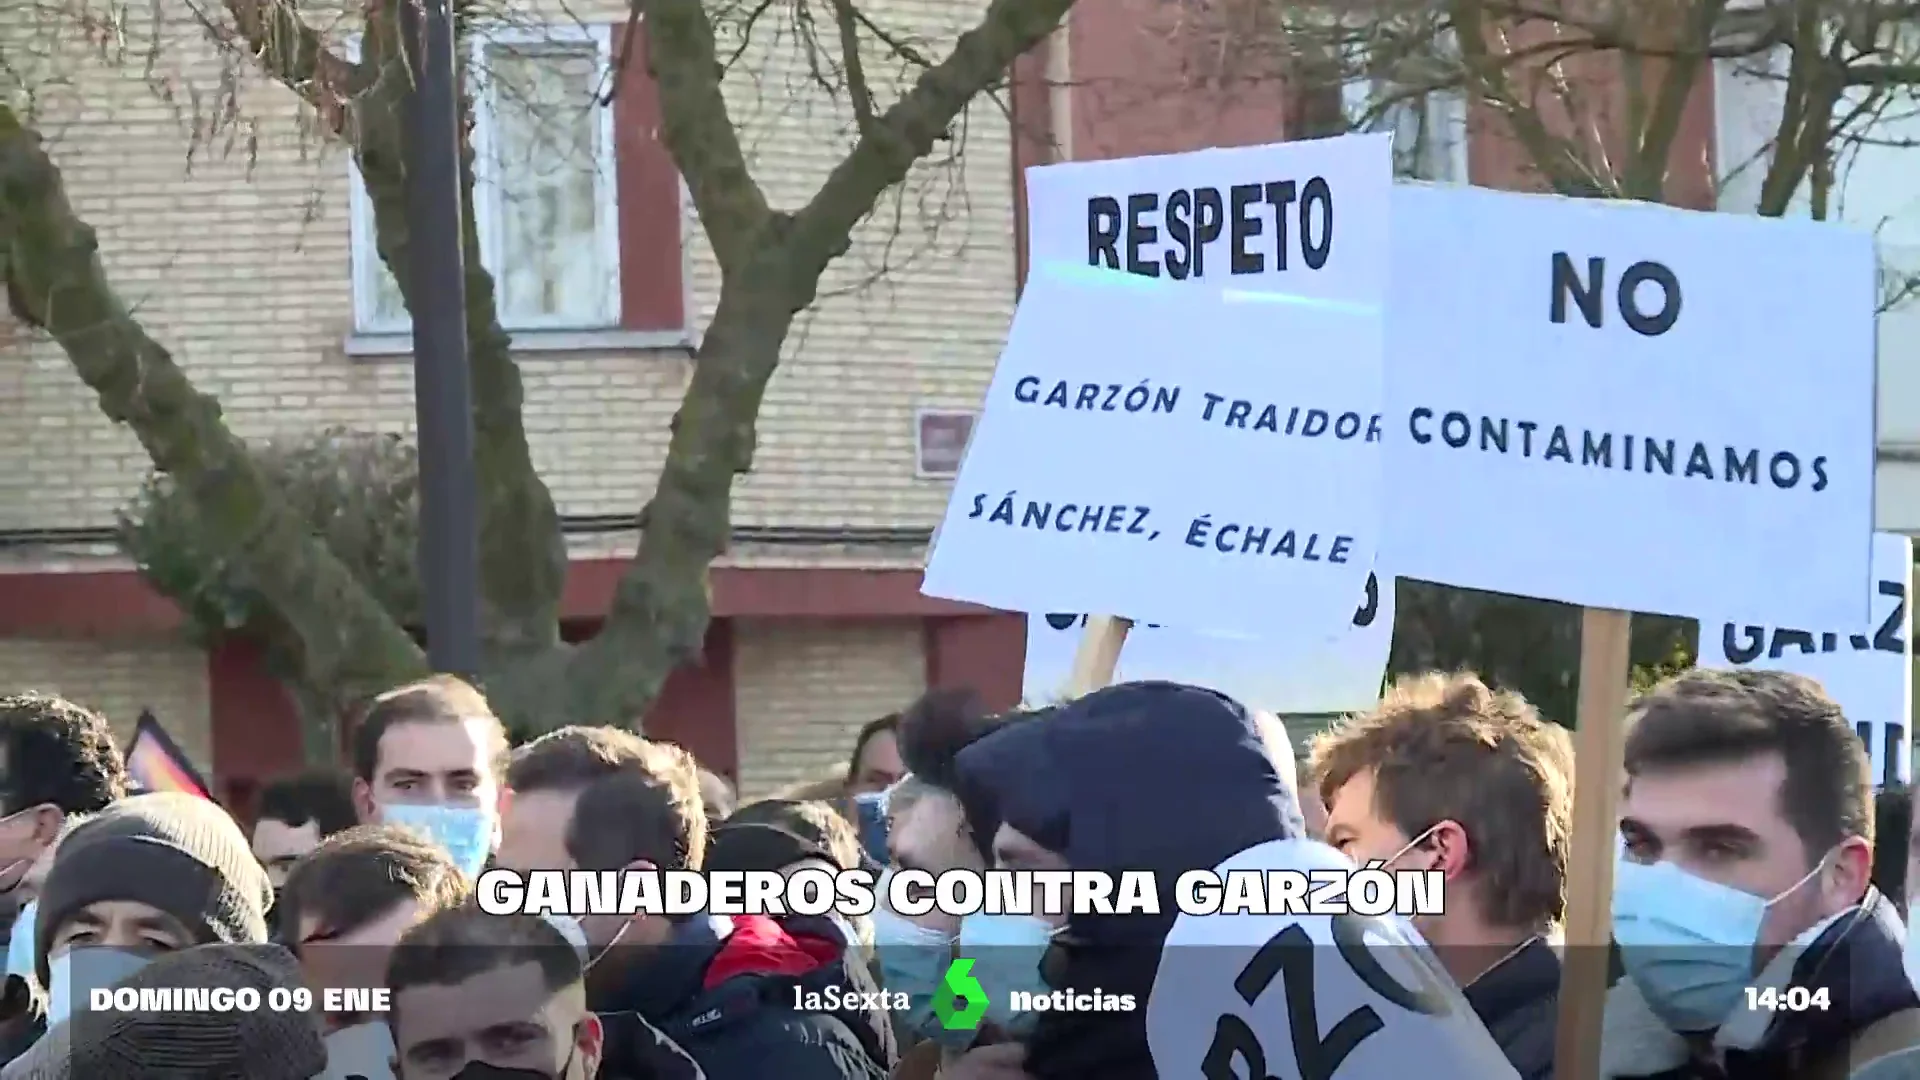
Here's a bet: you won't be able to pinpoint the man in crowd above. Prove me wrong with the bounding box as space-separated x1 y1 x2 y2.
1609 668 1920 1077
250 769 356 890
1309 672 1569 1080
939 681 1303 1080
846 714 904 796
496 725 892 1078
0 694 126 1063
276 823 470 1061
387 906 701 1080
351 676 509 878
707 799 867 878
29 792 272 1027
3 942 325 1080
1874 783 1910 913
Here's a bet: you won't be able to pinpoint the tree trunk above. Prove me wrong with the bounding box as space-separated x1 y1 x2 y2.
0 106 430 703
355 26 568 659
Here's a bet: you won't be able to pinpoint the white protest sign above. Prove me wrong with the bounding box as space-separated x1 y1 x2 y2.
1149 837 1519 1080
924 135 1392 639
1698 531 1913 788
1023 570 1393 710
1383 184 1877 629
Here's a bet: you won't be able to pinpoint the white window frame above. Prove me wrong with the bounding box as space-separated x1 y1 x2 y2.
347 22 621 336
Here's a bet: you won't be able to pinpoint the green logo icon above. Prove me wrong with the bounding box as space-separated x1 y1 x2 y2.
932 958 988 1030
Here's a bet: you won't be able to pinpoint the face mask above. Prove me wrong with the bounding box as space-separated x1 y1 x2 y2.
958 913 1055 1035
1613 856 1824 1033
380 803 492 879
448 1046 577 1080
319 1021 396 1080
873 907 965 1047
47 946 151 1025
6 900 34 980
1905 905 1920 995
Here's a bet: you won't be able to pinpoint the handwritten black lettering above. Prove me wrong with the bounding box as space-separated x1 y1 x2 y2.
1721 581 1906 663
1550 252 1681 337
1087 178 1333 281
1183 516 1353 563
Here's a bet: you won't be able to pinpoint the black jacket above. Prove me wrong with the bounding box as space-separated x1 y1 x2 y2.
1607 890 1920 1080
595 914 893 1080
1464 937 1559 1080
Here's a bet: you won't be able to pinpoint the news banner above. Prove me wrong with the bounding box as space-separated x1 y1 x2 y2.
96 865 1443 1016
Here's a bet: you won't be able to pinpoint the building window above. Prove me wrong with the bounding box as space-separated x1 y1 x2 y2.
1341 61 1467 183
348 24 621 335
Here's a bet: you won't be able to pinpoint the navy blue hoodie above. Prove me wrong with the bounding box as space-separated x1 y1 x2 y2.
950 681 1305 1079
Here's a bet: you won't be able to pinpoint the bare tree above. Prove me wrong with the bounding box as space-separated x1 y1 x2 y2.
1176 0 1920 720
0 0 1074 753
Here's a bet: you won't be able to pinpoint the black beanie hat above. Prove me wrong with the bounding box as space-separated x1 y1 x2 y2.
35 793 271 988
707 823 833 874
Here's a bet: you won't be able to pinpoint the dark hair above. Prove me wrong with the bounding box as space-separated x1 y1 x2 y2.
1310 672 1573 928
565 745 707 874
846 714 900 783
256 770 357 838
387 906 579 1020
277 825 471 944
0 693 128 817
1625 668 1872 861
507 726 651 794
351 676 507 784
715 799 861 872
895 688 994 791
1873 783 1911 908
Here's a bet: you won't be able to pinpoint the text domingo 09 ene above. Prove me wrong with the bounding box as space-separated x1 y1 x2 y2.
474 866 1444 919
91 986 391 1013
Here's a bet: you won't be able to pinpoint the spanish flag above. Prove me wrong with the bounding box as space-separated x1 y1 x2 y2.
125 711 211 800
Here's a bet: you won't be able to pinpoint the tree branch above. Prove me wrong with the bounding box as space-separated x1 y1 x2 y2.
640 0 776 270
0 106 428 702
829 0 881 135
1622 0 1729 200
225 3 569 657
787 0 1078 277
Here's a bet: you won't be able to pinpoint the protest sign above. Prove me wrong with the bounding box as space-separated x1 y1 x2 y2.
1024 569 1393 710
924 137 1391 641
1148 837 1519 1080
1384 184 1877 629
1698 531 1913 788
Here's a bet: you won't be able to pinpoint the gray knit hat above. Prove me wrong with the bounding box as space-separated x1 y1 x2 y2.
1 943 325 1080
34 794 271 988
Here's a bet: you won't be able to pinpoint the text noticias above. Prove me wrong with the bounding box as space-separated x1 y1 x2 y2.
475 867 1446 919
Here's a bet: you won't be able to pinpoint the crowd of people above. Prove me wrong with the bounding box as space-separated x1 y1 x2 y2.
0 664 1910 1078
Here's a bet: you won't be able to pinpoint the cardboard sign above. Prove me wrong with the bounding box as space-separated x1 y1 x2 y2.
1698 531 1913 787
922 253 1386 640
1148 838 1519 1080
1383 184 1877 629
1023 570 1393 711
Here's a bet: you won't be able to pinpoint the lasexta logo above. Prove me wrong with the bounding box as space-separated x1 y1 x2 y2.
932 958 988 1030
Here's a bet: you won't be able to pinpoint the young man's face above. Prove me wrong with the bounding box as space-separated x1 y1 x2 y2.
1620 752 1868 951
49 900 192 957
356 720 501 816
297 900 420 1030
852 730 904 794
252 819 322 888
394 961 602 1080
495 788 580 875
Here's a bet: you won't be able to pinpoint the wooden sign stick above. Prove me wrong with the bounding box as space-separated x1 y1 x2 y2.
1553 607 1633 1080
1067 615 1133 698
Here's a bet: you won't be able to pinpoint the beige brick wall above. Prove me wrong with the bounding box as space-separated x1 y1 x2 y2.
731 619 927 799
0 637 213 774
0 0 1012 537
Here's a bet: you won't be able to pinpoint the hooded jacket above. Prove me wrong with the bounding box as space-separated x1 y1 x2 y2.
950 681 1306 1079
594 913 894 1080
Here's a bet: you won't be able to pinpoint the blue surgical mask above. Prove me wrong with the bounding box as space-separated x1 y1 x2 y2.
1905 905 1920 995
957 913 1055 1034
47 946 151 1025
872 907 964 1047
320 1021 397 1080
1613 856 1821 1032
6 900 35 980
380 803 492 878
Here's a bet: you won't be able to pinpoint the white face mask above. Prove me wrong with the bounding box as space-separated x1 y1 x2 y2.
319 1021 396 1080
